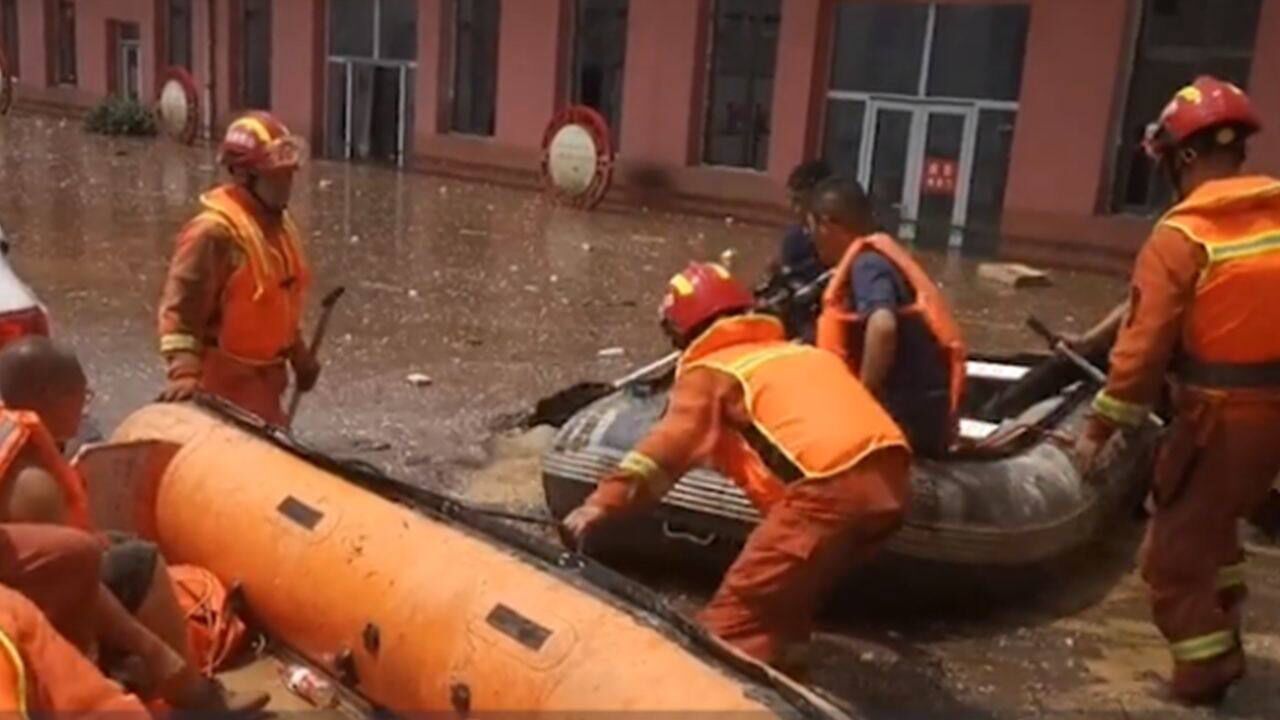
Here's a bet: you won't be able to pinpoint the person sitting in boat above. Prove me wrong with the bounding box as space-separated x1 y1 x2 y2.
810 178 967 458
562 262 911 670
754 160 833 342
0 337 268 713
156 111 319 426
0 582 150 715
1074 76 1280 705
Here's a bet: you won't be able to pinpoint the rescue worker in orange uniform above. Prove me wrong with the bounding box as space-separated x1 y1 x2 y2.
1074 76 1280 705
158 111 317 425
810 179 967 458
563 263 911 667
0 337 268 713
0 584 149 716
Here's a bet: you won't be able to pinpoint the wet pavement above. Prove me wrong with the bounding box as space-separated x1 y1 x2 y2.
4 112 1280 718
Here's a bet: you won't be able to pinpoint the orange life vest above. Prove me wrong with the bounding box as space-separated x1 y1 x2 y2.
816 233 967 437
678 315 908 510
195 185 309 364
0 409 90 529
168 564 249 675
1160 175 1280 384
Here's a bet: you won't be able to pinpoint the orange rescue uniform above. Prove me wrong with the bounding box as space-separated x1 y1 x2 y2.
583 314 911 664
158 184 310 425
1087 175 1280 691
0 585 147 717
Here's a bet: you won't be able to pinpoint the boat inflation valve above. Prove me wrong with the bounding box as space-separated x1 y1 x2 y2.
362 622 381 655
450 682 472 717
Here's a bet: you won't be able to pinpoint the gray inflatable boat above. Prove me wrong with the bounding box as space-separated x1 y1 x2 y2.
542 355 1159 567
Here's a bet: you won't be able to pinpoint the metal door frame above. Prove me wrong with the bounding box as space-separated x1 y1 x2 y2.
329 58 415 166
857 99 978 248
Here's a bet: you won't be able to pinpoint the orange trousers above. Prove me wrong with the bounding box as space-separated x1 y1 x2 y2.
698 448 911 665
0 585 147 715
0 524 102 652
1140 388 1280 693
201 348 289 426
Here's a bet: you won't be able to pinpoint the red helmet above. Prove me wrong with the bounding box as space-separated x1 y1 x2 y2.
660 262 754 338
219 111 307 173
1143 76 1261 160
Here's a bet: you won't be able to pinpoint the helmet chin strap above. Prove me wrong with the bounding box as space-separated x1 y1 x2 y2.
245 173 287 212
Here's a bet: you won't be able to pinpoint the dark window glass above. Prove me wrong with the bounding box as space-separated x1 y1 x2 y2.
966 109 1018 255
241 0 272 108
168 0 193 69
326 61 349 158
55 0 76 85
1111 0 1261 212
379 0 418 61
451 0 500 136
822 99 865 178
571 0 628 145
927 5 1029 101
703 0 780 170
2 0 20 77
330 0 375 57
829 3 927 95
119 22 141 100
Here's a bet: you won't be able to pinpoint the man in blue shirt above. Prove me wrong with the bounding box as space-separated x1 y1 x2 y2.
809 179 960 458
756 161 832 342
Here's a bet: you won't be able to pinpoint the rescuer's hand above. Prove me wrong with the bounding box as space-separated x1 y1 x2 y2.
1072 417 1119 485
561 504 608 550
158 375 201 404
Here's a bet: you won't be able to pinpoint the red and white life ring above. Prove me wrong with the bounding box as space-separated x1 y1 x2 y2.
540 105 615 210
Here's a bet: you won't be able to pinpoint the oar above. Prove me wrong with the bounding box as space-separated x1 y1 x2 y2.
1026 315 1165 428
287 286 346 426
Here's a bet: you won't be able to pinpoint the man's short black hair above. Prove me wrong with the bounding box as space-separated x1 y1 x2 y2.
811 177 877 234
787 160 833 193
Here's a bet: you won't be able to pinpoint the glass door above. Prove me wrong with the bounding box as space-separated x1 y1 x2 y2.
860 101 914 237
912 107 973 249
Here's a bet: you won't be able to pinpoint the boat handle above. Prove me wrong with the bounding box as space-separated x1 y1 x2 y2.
661 521 717 547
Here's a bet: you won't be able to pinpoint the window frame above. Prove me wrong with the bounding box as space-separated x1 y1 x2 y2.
52 0 77 86
700 0 783 171
568 0 629 146
449 0 501 137
2 0 19 78
1107 0 1263 215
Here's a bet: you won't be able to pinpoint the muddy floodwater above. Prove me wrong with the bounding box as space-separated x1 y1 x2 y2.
4 112 1280 718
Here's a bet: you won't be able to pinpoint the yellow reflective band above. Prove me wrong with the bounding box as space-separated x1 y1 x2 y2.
724 345 809 377
708 263 731 279
0 628 29 720
616 448 660 481
1204 232 1280 265
669 274 694 297
232 116 272 142
159 333 201 354
1218 562 1247 590
1170 630 1236 662
1092 391 1149 428
1176 85 1204 105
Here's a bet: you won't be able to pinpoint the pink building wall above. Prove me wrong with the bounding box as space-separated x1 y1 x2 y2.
494 0 567 147
74 0 159 101
269 0 324 146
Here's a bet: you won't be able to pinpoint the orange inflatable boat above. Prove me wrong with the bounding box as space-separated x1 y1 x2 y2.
77 401 848 717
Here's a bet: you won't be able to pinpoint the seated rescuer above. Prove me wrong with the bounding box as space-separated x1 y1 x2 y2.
757 160 833 341
0 337 268 713
562 262 912 668
810 178 967 458
1074 76 1280 705
0 583 149 716
157 111 319 426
